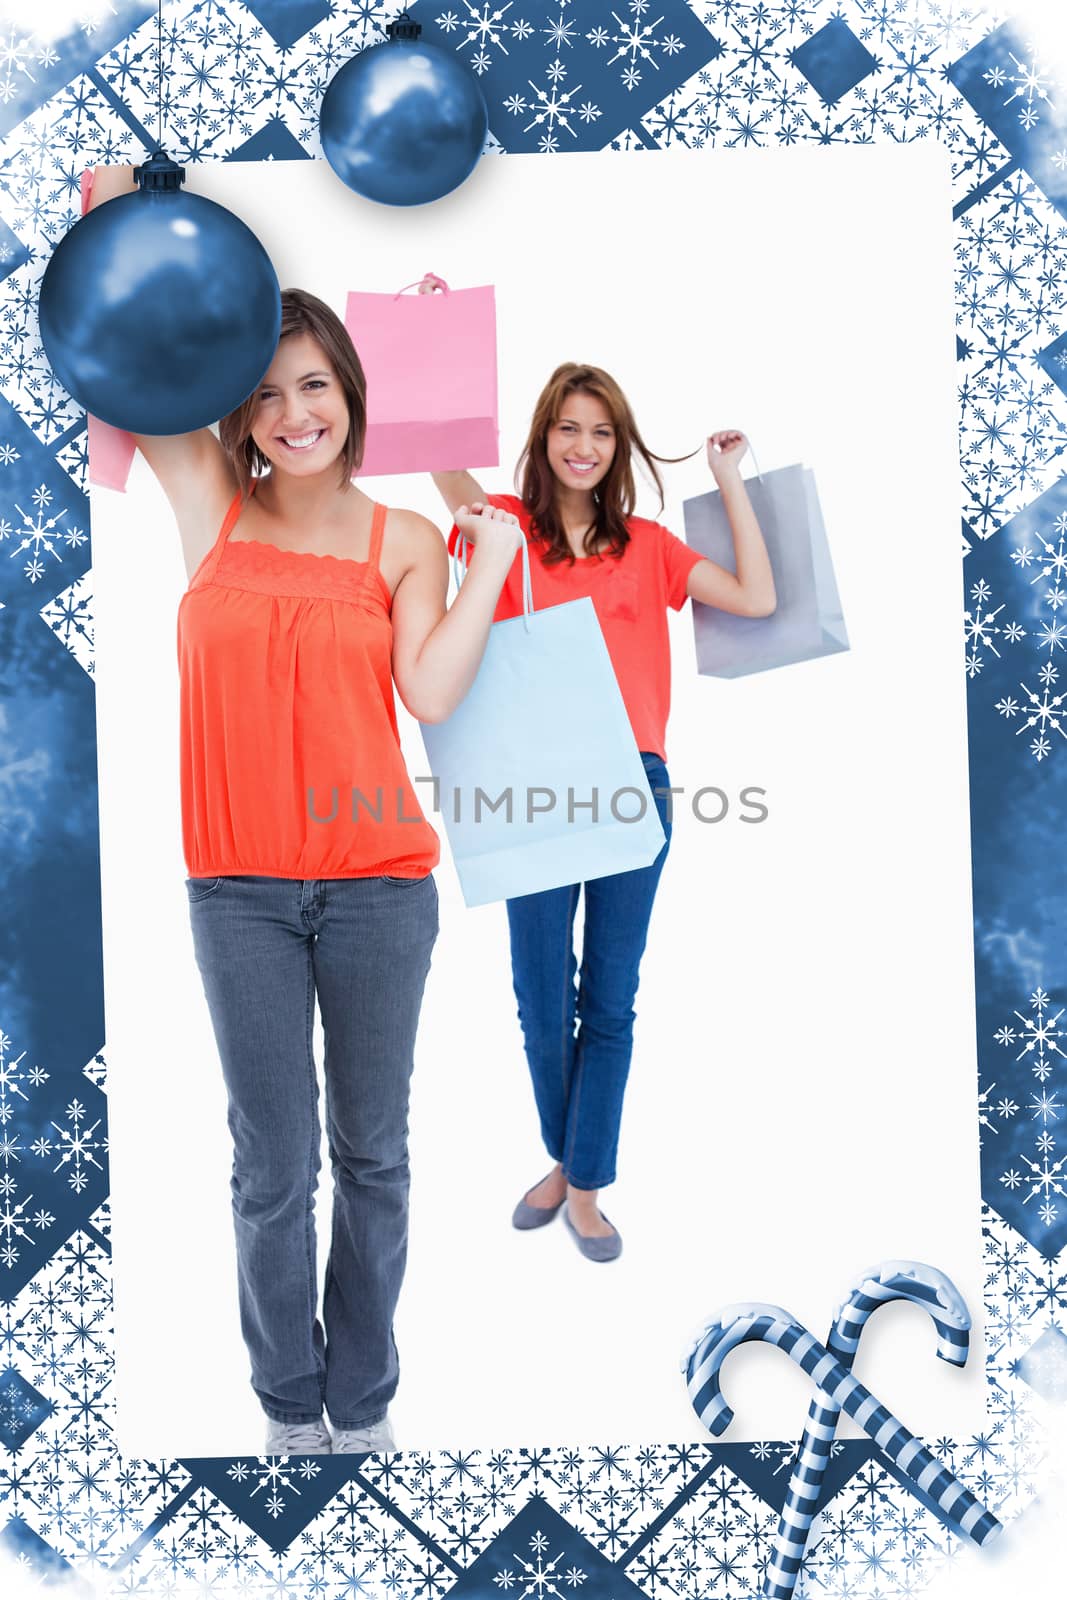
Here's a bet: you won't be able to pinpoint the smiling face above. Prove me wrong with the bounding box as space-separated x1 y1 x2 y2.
545 389 617 495
249 332 352 477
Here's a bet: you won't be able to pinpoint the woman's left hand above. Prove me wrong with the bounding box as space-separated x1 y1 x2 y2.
707 429 748 482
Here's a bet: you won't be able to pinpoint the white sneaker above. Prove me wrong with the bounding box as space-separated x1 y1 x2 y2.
331 1415 396 1455
265 1417 332 1455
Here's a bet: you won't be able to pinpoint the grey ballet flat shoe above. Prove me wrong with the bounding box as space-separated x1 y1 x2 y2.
512 1174 566 1230
563 1208 622 1262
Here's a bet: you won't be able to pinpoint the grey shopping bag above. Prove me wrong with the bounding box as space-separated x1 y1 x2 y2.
683 462 849 678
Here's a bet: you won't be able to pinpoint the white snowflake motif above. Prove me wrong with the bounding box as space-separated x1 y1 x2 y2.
0 24 38 98
984 40 1058 136
0 1037 70 1267
5 489 71 583
997 988 1065 1081
227 1454 323 1521
522 69 588 145
1021 529 1067 654
545 12 577 51
29 1096 106 1195
963 577 1023 675
444 0 516 60
494 1528 587 1596
1013 1143 1066 1220
1032 1088 1062 1124
978 1081 1018 1135
996 670 1067 760
587 5 682 89
0 442 19 465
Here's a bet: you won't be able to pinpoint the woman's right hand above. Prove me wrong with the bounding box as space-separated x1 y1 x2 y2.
82 163 237 577
454 501 523 561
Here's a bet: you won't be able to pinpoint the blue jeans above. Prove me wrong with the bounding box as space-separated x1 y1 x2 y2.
505 753 673 1191
185 872 438 1429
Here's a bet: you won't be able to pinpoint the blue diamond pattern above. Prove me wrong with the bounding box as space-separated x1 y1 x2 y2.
1017 1326 1067 1403
180 1455 371 1553
790 16 879 107
948 20 1067 222
407 0 721 153
0 3 1065 1596
0 1367 52 1451
450 1497 651 1598
0 2 155 141
231 117 314 162
1036 330 1067 402
242 0 334 50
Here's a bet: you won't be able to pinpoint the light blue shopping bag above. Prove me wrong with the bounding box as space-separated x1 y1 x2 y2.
420 539 667 908
684 462 849 678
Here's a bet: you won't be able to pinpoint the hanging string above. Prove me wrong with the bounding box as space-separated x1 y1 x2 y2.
157 0 163 152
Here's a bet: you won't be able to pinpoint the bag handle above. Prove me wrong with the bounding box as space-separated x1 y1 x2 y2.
394 272 450 299
453 528 533 635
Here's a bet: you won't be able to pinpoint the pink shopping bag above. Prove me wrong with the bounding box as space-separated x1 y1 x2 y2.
344 274 499 477
80 168 137 492
87 412 137 491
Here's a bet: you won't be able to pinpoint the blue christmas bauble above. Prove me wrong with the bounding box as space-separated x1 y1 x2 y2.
320 31 488 207
39 156 281 435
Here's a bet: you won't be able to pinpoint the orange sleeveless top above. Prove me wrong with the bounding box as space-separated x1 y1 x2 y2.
176 486 440 881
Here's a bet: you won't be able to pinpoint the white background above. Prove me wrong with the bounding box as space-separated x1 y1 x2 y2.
90 146 988 1461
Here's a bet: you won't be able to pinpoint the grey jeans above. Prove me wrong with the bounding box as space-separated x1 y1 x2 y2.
185 872 439 1429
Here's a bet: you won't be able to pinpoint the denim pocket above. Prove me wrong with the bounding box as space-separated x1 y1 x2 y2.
185 876 224 901
380 873 423 887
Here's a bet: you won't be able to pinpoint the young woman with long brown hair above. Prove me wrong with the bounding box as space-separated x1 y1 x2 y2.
86 170 522 1453
434 362 775 1262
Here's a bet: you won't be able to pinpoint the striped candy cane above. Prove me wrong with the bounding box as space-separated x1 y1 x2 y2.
684 1303 1001 1550
764 1262 971 1598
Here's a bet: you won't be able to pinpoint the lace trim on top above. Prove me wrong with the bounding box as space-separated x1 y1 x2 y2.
216 537 392 609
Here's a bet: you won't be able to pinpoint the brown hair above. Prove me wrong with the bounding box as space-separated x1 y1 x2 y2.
219 288 368 497
517 363 694 565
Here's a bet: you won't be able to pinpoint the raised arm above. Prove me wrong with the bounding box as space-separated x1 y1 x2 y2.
431 470 488 520
85 165 237 574
390 502 522 723
686 430 776 617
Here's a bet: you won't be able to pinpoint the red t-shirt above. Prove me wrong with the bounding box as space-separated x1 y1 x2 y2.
448 493 703 761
